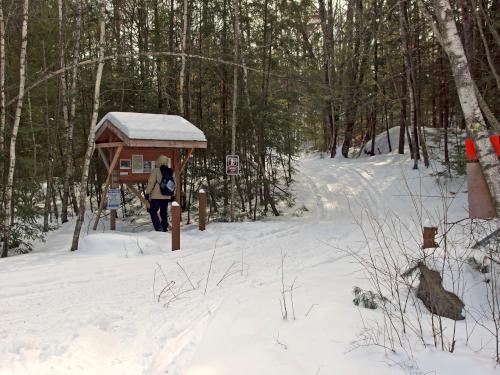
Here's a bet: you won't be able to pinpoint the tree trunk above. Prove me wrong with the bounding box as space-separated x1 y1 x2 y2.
230 0 240 222
0 0 4 154
318 0 337 158
414 4 429 167
153 0 166 112
399 0 419 169
71 0 106 251
179 0 188 116
398 63 407 154
27 93 36 176
43 71 54 231
341 0 360 158
472 1 500 91
58 0 72 223
474 84 500 133
439 50 450 168
2 0 29 258
66 0 82 218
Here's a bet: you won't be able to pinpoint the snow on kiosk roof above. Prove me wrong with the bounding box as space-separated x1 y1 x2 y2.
95 112 207 148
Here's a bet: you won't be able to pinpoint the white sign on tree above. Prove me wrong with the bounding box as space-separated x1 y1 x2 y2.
226 155 239 175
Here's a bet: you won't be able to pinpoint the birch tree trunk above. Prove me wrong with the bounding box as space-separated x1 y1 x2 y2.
423 0 500 214
71 0 106 251
2 0 29 258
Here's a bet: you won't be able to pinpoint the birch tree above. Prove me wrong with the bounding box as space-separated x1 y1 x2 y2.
422 0 500 214
71 0 106 251
2 0 29 258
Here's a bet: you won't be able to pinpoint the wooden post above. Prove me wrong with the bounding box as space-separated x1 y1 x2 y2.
175 149 181 204
422 226 438 249
467 163 498 219
110 169 118 230
171 201 180 251
199 189 206 231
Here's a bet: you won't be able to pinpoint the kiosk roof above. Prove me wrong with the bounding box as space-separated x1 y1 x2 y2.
96 112 206 142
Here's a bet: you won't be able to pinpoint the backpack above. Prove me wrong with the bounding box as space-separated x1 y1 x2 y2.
158 165 176 196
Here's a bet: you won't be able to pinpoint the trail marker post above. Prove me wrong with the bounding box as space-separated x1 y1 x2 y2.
171 202 180 251
199 189 206 231
464 136 499 219
422 227 438 249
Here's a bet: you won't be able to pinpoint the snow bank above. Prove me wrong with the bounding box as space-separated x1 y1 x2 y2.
1 151 498 375
362 126 402 156
78 233 162 258
96 112 207 141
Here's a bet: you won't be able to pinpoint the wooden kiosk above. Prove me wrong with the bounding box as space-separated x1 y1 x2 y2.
93 112 207 246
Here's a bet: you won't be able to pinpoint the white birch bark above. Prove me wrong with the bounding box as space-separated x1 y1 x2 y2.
178 0 188 115
71 0 106 251
2 0 29 257
423 0 500 215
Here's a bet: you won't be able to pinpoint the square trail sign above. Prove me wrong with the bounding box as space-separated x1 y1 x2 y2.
226 155 240 175
107 188 121 210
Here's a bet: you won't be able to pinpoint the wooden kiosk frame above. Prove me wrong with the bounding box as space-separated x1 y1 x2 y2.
92 112 207 238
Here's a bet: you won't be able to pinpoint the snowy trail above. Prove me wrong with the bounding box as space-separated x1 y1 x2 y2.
0 153 496 375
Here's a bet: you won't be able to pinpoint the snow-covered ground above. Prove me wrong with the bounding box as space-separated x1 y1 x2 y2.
1 152 498 374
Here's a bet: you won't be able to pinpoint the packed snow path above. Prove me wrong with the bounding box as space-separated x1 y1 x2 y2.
0 154 496 375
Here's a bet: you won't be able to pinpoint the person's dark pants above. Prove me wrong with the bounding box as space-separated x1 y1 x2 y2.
149 199 169 232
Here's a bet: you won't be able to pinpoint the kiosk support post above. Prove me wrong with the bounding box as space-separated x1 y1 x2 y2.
199 190 206 231
171 202 180 251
